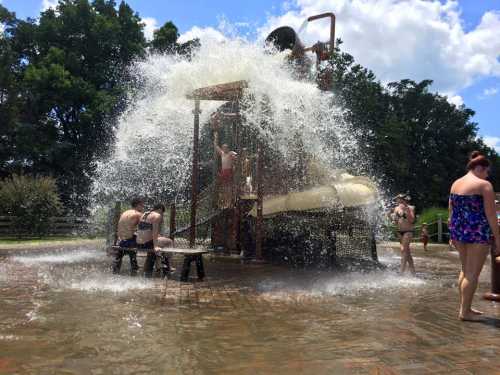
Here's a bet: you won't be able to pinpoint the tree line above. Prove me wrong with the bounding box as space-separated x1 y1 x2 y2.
1 0 498 215
0 0 190 213
326 42 500 210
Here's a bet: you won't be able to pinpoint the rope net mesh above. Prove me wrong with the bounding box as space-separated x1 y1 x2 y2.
262 210 376 267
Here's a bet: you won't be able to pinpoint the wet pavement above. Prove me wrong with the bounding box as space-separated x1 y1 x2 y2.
1 243 499 374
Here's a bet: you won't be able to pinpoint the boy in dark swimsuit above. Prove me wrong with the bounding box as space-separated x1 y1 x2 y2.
420 223 429 251
112 197 144 275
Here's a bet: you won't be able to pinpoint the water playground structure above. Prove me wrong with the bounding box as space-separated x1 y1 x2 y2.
109 13 379 269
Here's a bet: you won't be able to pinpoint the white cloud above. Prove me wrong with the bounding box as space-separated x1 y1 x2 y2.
41 0 58 11
483 136 500 153
142 17 159 41
178 26 226 44
259 1 500 95
447 94 463 106
483 87 498 96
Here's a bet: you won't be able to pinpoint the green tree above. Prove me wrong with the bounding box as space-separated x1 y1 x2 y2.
326 42 500 210
0 174 62 237
0 1 147 212
151 21 178 53
150 20 200 57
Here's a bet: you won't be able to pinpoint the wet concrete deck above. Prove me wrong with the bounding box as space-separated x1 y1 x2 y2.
166 254 500 374
1 243 500 374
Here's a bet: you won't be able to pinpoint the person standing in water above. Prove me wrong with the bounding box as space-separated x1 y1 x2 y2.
449 151 500 321
112 197 144 275
136 203 173 278
392 194 416 275
420 223 429 251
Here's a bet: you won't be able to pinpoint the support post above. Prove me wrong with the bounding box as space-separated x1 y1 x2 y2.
169 203 176 241
370 226 378 262
255 148 263 260
190 100 201 248
327 228 337 268
212 117 219 210
437 215 443 243
484 230 500 302
111 201 121 246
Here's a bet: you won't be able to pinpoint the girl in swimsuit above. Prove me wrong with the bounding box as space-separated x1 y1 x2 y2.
136 204 173 277
392 194 416 275
449 151 500 321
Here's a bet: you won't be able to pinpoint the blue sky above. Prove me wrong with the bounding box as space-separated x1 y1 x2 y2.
3 0 499 150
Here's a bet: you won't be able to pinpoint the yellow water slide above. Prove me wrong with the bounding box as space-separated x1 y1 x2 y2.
250 162 378 218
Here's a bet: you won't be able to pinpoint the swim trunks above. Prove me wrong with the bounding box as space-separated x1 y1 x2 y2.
118 235 137 248
218 168 233 184
137 240 154 250
421 234 429 246
449 194 492 244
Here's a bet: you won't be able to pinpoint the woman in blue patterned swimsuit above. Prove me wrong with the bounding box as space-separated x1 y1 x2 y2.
449 151 500 321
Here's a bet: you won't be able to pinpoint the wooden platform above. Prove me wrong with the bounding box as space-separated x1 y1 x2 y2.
186 80 248 101
110 246 208 255
160 248 209 255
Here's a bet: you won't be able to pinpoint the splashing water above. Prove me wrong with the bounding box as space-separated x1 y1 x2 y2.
66 274 155 293
257 270 426 300
92 35 363 204
12 248 106 266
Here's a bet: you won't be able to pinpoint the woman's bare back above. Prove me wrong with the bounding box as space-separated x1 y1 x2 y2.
450 173 489 196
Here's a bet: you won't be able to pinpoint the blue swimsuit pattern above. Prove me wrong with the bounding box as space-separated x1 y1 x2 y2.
449 194 492 244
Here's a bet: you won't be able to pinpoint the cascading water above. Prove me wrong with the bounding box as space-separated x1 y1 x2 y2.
92 35 365 205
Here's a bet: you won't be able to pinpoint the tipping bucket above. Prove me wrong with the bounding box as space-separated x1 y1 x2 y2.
265 26 305 55
265 26 310 76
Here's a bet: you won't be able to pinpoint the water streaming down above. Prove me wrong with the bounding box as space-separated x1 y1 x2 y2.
297 19 309 35
92 36 363 204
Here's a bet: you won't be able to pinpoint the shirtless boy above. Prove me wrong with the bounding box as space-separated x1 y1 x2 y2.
112 197 144 275
211 113 237 185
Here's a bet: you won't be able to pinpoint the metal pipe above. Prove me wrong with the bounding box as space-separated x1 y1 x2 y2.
307 12 335 53
484 235 500 302
169 203 176 241
189 100 201 248
370 226 378 262
255 147 263 260
112 201 121 246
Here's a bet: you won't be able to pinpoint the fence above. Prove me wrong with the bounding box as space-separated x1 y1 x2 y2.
0 216 99 238
387 215 449 243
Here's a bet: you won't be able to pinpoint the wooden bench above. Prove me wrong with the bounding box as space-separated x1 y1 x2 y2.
110 246 208 281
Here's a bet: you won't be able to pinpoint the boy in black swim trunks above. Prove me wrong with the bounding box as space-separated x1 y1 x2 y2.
112 197 144 275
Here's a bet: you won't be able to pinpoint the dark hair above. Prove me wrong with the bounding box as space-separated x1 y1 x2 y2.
130 197 144 208
466 151 490 170
152 203 166 212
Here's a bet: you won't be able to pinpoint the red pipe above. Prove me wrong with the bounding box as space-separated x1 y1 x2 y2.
189 100 201 248
255 148 263 261
307 12 336 53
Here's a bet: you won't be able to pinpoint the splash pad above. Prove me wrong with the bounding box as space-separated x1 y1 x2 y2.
99 13 380 269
